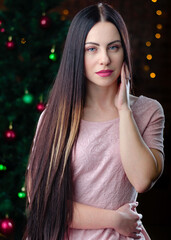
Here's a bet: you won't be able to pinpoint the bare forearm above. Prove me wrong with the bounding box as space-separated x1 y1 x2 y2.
119 109 158 192
70 202 114 229
70 201 142 238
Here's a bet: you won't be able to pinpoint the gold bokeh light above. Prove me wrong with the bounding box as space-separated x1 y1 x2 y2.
146 54 152 60
155 33 161 39
156 10 162 16
150 72 156 78
156 24 163 29
146 41 151 47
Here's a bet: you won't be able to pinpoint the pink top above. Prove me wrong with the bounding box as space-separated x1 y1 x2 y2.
67 95 165 240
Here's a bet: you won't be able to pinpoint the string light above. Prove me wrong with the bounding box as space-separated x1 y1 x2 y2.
50 46 55 53
9 122 13 130
150 72 156 78
21 38 26 44
63 9 69 15
144 1 164 80
156 24 163 30
156 10 162 16
144 65 150 71
146 54 152 60
155 33 161 39
146 41 151 47
8 36 12 41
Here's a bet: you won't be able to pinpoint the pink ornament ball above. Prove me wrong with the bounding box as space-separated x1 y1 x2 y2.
6 40 15 50
0 218 14 235
36 102 46 112
40 15 51 29
4 129 16 141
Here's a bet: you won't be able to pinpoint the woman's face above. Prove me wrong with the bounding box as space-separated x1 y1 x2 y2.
84 21 124 88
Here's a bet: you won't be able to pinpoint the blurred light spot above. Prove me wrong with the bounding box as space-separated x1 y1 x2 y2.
156 10 162 16
144 65 150 71
156 24 163 29
61 16 66 21
146 54 152 60
63 9 69 15
146 41 151 47
21 38 26 44
150 72 156 78
155 33 161 39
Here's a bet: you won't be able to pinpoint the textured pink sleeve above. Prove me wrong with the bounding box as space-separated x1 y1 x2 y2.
142 100 165 154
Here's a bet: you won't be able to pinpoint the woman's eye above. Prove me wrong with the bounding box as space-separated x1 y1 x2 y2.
86 47 96 52
109 45 119 50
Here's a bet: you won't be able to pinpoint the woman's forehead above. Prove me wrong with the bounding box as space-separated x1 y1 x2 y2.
85 21 121 43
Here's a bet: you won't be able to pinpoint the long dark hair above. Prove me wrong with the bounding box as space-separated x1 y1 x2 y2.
23 3 132 240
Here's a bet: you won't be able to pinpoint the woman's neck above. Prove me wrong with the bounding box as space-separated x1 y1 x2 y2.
85 82 118 110
83 82 119 122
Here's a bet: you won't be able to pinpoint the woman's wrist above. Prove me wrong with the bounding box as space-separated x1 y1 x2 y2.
105 209 118 229
118 107 132 118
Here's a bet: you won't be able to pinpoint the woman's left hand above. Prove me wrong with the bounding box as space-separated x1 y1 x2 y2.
114 62 131 112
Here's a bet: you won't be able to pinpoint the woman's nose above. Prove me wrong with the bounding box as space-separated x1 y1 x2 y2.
99 50 111 66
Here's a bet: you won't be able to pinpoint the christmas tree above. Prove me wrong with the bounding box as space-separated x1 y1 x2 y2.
0 0 69 238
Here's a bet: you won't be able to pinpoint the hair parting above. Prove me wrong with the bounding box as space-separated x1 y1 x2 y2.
98 2 105 21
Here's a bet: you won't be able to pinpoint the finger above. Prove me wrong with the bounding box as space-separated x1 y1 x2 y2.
138 214 143 220
133 234 141 239
129 202 138 210
129 201 139 207
130 233 141 239
136 227 142 233
134 214 143 221
137 220 142 228
134 227 142 234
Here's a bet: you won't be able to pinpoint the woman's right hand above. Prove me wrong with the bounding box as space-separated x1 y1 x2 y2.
113 202 142 239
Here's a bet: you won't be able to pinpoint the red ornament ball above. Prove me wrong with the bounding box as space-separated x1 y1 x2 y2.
6 40 15 50
0 28 5 33
4 129 16 141
36 102 46 112
40 15 51 29
0 218 14 235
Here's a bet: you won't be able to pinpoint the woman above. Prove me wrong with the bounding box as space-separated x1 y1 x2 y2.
24 3 165 240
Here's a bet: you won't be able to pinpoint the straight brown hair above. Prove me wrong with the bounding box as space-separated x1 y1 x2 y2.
23 3 132 240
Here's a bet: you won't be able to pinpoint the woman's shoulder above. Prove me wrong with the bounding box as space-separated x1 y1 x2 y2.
130 94 163 111
130 94 162 108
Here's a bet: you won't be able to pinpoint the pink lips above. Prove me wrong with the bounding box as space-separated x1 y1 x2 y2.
96 70 113 77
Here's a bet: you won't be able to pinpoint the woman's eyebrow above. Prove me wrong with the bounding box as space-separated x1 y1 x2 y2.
85 40 121 46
